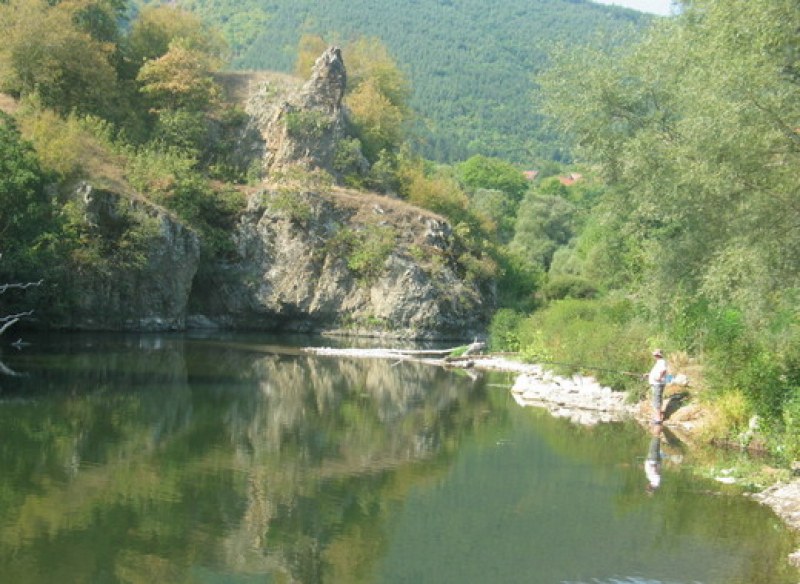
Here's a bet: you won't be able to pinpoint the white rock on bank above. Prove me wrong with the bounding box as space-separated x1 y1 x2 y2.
509 371 632 425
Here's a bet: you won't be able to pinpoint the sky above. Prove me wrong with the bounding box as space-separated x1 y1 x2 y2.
592 0 676 16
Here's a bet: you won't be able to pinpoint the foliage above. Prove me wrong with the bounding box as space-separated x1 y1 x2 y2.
512 297 653 393
327 224 396 284
397 156 470 224
294 34 329 78
493 248 541 312
511 193 576 271
456 155 529 202
186 0 650 163
125 145 244 258
540 275 598 302
59 197 162 275
285 110 330 141
0 113 52 264
346 77 405 163
265 189 313 225
537 0 800 457
127 3 228 66
15 101 116 180
137 42 222 113
488 308 524 352
0 0 119 117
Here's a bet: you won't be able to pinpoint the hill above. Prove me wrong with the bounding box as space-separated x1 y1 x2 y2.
174 0 653 164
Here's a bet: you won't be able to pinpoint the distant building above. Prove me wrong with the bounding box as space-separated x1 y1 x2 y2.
558 172 583 186
523 170 539 181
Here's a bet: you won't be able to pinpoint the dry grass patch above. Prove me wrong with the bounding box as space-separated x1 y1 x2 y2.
0 93 19 115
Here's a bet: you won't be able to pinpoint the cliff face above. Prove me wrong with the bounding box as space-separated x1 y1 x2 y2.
184 46 494 339
54 48 494 339
59 183 201 332
188 184 492 339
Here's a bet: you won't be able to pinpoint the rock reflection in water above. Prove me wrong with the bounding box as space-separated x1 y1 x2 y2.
0 334 495 583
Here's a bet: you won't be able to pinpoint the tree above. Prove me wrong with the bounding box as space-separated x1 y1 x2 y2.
0 0 119 117
0 113 51 259
457 155 529 202
295 34 329 78
538 0 800 444
539 0 800 323
137 42 222 114
136 40 224 155
0 114 48 345
127 4 228 66
511 193 576 271
297 36 412 165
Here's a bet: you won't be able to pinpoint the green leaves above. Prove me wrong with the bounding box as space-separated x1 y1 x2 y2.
0 113 50 251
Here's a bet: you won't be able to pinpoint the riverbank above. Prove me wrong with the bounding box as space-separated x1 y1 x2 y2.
304 347 800 567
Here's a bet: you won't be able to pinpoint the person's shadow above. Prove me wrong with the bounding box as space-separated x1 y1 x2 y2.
662 391 690 421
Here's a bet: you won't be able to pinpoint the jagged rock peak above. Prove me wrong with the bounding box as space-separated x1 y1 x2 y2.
299 46 346 110
260 46 351 178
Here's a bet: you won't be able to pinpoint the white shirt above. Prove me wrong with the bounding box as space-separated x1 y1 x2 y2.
649 358 667 385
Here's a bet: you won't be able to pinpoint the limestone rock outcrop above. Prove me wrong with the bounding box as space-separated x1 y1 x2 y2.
42 48 494 340
259 47 354 178
188 185 493 339
59 182 200 331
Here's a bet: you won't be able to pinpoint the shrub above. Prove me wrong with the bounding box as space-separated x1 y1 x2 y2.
265 189 313 225
541 274 598 301
488 309 524 352
514 297 654 391
327 224 396 284
285 110 329 141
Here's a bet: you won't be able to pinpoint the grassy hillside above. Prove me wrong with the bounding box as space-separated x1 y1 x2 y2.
174 0 653 164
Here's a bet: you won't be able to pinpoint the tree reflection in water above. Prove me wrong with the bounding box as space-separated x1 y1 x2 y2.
0 334 501 583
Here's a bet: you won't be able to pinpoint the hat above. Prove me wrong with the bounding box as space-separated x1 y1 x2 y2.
652 349 663 357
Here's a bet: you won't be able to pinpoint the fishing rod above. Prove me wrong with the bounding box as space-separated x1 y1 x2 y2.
534 359 643 378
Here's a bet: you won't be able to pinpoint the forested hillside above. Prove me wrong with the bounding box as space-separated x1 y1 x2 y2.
169 0 652 164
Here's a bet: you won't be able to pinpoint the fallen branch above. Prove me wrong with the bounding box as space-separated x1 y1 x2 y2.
0 312 34 336
0 279 43 294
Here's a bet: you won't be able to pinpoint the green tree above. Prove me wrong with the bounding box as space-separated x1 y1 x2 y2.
0 0 118 116
127 4 228 66
343 37 412 164
511 191 576 271
0 112 52 257
457 155 529 202
137 42 222 113
538 0 800 452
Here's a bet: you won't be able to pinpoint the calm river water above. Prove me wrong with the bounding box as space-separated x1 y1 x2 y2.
0 333 797 584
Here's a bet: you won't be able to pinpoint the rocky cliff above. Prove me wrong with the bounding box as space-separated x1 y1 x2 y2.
57 182 201 331
34 47 494 339
188 181 492 339
183 47 494 339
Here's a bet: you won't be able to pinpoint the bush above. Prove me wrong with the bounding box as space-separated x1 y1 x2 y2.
265 189 313 225
327 224 396 284
514 297 654 392
488 309 524 352
541 274 598 301
285 110 329 141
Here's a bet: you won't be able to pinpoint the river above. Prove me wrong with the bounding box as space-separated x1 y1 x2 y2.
0 332 797 583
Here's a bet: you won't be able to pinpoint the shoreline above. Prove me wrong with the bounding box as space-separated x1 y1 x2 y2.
304 347 800 567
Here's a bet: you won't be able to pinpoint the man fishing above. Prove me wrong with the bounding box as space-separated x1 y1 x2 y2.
647 349 668 424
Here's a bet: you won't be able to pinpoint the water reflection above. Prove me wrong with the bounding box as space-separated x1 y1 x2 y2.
0 334 500 583
0 334 797 584
644 425 663 493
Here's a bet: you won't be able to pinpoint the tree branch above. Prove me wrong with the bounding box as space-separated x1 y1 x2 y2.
0 279 43 294
0 312 34 336
0 358 22 377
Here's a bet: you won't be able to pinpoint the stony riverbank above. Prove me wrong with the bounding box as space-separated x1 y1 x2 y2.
304 347 800 567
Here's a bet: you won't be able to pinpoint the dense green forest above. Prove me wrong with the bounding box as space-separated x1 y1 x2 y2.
1 0 799 468
170 0 652 164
